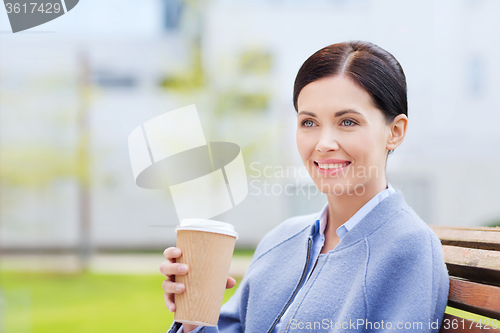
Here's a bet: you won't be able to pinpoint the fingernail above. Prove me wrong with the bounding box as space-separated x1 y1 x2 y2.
178 265 188 273
175 284 184 292
173 249 181 256
169 305 174 312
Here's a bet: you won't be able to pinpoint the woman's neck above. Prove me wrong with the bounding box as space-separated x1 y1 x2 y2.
324 178 387 239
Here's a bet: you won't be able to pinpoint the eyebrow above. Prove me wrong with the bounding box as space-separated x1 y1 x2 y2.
297 109 365 118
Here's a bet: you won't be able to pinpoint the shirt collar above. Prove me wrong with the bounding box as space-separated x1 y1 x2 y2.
311 202 329 236
311 182 395 239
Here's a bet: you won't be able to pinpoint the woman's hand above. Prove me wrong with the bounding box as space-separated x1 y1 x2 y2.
160 247 237 332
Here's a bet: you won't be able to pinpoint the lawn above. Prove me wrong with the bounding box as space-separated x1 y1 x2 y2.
0 271 240 333
1 269 491 333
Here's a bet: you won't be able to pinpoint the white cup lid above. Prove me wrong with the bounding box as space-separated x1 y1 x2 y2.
175 219 238 239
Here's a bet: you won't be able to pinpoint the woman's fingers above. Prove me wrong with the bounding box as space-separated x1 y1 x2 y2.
226 276 236 289
161 247 188 312
159 261 189 277
164 292 176 312
160 248 188 277
161 247 237 312
163 279 185 312
162 279 185 293
163 247 182 262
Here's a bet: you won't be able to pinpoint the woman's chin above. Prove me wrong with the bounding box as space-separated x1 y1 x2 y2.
313 179 369 197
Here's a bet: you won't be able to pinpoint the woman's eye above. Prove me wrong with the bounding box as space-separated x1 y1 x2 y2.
302 120 315 127
341 119 356 127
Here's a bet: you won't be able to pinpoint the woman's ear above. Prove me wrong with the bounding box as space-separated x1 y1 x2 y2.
387 114 408 151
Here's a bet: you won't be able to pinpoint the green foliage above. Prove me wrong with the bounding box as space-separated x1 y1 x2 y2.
239 50 272 75
1 271 240 333
0 146 79 187
215 90 269 115
159 43 205 93
486 218 500 227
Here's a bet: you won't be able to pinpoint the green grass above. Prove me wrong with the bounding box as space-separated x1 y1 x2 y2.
445 307 498 327
0 271 240 333
5 268 488 333
232 248 255 257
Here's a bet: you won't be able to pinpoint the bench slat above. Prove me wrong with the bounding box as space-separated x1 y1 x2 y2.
448 277 500 320
440 314 500 332
431 226 500 251
442 245 500 286
433 226 500 333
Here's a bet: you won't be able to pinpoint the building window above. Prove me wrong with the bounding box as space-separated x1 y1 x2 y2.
467 56 485 97
163 0 184 31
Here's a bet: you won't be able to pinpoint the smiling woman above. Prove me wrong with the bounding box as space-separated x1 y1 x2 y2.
296 77 400 194
296 75 408 248
161 41 450 333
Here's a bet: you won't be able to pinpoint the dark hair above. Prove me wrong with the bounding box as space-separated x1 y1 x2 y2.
293 41 407 125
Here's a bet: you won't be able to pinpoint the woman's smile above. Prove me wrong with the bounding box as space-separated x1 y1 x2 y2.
314 160 351 176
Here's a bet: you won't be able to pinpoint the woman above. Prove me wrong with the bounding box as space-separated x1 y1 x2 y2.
160 41 449 333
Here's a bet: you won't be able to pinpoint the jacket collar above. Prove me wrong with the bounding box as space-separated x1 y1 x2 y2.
334 189 408 251
308 189 408 247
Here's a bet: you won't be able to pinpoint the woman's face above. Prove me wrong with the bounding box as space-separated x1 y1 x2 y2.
296 75 392 196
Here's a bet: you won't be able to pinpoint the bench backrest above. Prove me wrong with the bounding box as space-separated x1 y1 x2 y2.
430 226 500 332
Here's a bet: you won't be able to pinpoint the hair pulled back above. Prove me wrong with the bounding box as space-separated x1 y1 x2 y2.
293 41 407 124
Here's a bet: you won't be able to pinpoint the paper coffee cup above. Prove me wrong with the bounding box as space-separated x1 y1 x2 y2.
174 219 238 326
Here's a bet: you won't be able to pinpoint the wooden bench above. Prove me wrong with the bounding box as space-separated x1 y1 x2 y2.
430 226 500 332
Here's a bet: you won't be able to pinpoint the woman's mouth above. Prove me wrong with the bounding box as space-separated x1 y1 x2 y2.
313 161 351 175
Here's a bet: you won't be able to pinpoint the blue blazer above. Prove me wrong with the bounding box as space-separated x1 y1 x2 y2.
169 189 449 333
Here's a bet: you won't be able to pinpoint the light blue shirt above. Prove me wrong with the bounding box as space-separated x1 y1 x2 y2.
273 182 396 333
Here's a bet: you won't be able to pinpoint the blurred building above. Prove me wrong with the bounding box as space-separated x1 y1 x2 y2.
0 0 499 252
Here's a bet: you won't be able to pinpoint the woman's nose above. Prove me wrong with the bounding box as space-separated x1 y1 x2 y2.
316 130 340 153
